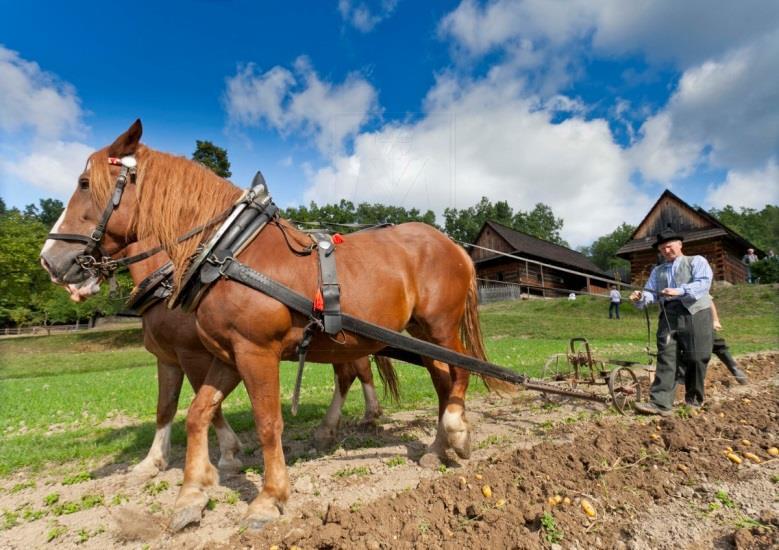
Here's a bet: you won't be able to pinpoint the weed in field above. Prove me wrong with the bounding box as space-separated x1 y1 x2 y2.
111 493 129 506
242 466 263 475
715 490 735 509
386 456 406 468
541 512 563 544
418 519 431 535
206 498 217 511
349 501 361 512
10 480 35 493
46 522 68 542
77 528 90 543
224 491 240 505
476 434 509 449
51 500 81 516
437 464 448 474
81 493 103 510
21 506 45 522
62 471 92 485
147 502 162 514
144 480 169 496
3 510 19 529
734 515 766 529
44 492 60 506
772 474 779 484
333 466 370 478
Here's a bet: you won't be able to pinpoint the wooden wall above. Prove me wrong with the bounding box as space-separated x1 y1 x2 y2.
627 239 748 285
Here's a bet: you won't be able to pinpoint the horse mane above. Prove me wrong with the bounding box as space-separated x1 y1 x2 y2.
89 145 243 289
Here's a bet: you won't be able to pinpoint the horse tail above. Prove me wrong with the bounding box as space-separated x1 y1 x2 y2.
461 275 520 395
373 355 400 405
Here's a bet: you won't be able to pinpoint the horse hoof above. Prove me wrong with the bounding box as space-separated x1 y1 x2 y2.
218 456 243 473
129 461 162 481
453 442 471 460
419 452 443 469
312 430 336 452
241 515 273 532
169 505 203 532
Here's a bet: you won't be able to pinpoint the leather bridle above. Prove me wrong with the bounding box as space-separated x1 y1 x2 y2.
46 156 162 278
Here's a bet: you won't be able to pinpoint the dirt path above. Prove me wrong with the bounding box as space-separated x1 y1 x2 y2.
1 353 777 549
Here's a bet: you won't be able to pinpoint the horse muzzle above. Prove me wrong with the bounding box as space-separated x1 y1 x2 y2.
40 248 94 285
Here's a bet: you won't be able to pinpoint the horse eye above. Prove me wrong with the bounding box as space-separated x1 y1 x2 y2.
79 178 89 190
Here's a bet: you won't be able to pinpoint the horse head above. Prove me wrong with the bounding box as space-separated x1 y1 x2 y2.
40 120 144 300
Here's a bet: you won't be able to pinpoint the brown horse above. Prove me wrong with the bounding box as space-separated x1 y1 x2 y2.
40 120 497 530
122 239 398 472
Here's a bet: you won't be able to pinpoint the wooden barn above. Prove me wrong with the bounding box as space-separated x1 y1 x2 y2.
616 190 761 285
469 221 615 298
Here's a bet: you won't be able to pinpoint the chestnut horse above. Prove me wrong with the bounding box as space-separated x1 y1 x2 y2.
122 241 399 478
40 120 498 530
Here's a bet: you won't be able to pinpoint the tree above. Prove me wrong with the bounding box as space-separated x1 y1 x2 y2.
709 204 779 253
443 198 567 246
23 198 64 227
579 222 636 272
282 201 436 232
192 140 232 178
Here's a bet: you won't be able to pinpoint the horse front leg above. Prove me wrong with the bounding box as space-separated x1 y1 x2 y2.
132 360 183 478
236 348 289 530
170 360 241 532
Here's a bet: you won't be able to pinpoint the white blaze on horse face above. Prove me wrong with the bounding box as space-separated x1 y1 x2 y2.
40 207 69 258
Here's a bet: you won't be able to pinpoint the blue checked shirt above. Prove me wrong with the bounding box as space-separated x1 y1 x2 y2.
634 256 713 309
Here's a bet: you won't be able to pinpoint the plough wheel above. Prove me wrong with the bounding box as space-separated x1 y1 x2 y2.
608 366 642 415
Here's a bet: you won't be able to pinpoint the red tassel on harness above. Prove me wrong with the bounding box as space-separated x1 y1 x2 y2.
313 289 324 312
332 233 344 244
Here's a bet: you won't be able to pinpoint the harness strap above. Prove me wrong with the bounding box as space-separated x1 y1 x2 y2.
312 232 342 335
291 319 322 416
216 258 530 386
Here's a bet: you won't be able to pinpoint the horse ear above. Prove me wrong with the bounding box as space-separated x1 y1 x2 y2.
108 119 143 157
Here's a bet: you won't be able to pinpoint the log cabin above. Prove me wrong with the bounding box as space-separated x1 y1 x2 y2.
469 221 615 298
616 190 761 285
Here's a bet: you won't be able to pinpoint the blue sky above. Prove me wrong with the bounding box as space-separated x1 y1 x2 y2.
1 0 777 247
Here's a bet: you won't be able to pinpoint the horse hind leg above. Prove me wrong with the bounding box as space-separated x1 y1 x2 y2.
132 360 184 479
313 362 357 450
356 356 382 427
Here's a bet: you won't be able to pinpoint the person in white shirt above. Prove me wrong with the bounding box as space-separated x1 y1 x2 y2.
608 285 621 320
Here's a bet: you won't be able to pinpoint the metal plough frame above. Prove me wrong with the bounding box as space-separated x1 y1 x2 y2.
538 337 655 414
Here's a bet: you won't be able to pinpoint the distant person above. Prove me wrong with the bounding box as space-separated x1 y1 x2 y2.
608 285 621 320
630 228 713 416
710 300 748 384
741 248 759 283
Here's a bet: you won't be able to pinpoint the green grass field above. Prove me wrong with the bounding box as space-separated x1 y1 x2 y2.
1 284 776 476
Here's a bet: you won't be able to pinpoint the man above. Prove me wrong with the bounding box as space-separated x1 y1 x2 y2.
629 228 713 416
741 248 758 283
608 285 621 320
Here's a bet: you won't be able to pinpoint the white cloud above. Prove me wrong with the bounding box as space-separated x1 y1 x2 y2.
0 45 85 139
439 0 779 69
0 45 92 200
304 74 651 247
705 159 779 210
630 31 779 180
3 141 95 196
338 0 398 33
224 57 378 156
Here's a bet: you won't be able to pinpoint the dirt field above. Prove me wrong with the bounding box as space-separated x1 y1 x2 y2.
1 352 777 549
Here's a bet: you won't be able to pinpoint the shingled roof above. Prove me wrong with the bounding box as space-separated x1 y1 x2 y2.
616 190 760 256
474 220 610 277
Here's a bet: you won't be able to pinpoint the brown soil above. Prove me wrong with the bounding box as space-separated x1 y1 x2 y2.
1 353 777 549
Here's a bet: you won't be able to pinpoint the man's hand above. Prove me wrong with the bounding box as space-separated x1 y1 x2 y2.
630 290 643 302
660 288 683 297
713 320 722 331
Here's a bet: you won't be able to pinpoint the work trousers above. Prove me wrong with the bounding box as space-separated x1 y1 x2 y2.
650 301 712 410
